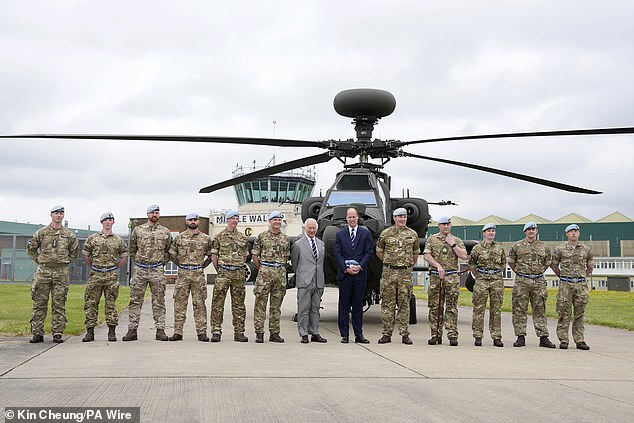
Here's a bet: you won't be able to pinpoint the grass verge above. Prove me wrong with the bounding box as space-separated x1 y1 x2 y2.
413 286 634 331
0 284 131 336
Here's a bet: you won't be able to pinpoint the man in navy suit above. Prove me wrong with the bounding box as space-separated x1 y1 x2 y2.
334 207 375 343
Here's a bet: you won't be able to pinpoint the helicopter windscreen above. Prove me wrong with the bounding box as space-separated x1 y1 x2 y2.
326 191 377 206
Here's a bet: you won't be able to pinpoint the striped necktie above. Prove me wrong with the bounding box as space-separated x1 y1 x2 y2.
350 228 356 247
310 237 318 260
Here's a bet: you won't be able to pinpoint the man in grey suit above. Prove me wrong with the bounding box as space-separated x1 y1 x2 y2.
291 218 327 343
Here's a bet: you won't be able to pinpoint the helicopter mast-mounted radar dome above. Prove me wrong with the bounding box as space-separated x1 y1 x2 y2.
333 88 396 119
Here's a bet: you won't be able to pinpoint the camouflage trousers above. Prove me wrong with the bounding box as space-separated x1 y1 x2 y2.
512 278 549 337
380 267 413 337
31 265 69 336
472 277 504 340
428 274 460 339
556 281 589 343
84 271 119 328
253 267 286 334
128 266 166 330
173 270 208 335
211 268 246 335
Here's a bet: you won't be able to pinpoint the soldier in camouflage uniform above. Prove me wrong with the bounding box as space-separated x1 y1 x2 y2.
168 213 213 342
469 223 506 347
423 216 467 346
376 208 420 345
508 222 555 348
210 210 249 342
81 212 128 342
550 224 593 351
27 205 79 343
123 204 172 342
252 211 290 343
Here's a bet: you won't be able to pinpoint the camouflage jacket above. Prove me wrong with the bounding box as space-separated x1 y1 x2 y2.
27 224 79 265
169 230 212 265
211 228 249 265
376 226 420 267
251 230 290 264
82 232 128 267
423 232 465 271
469 241 506 279
129 222 172 264
552 242 593 278
508 239 551 276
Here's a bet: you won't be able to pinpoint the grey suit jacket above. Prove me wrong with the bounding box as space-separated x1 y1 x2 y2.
291 235 325 289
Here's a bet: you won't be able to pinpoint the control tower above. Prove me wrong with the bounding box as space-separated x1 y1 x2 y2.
210 160 317 238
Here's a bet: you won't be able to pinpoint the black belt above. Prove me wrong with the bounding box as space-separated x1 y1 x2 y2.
516 272 544 279
178 264 203 271
430 270 458 276
560 276 586 283
260 261 286 268
134 261 163 269
384 264 410 270
476 267 501 275
219 264 242 271
91 265 117 273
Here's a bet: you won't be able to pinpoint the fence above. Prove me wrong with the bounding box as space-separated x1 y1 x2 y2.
0 234 130 286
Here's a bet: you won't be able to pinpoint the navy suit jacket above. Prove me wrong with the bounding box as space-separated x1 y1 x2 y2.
334 226 375 281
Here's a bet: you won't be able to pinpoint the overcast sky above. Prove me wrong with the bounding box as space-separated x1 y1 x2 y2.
1 0 633 232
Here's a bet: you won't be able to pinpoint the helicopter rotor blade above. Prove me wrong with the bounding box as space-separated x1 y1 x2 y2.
199 152 333 194
0 133 324 148
402 151 601 194
400 126 634 146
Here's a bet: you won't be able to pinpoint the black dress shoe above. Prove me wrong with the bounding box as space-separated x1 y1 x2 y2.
311 334 327 343
341 336 349 344
301 335 309 344
355 336 370 344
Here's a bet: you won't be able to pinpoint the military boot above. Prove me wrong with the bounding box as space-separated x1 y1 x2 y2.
576 342 590 351
493 339 504 347
539 336 556 349
82 327 95 342
122 329 137 341
155 329 168 341
427 337 442 345
198 334 210 342
169 333 183 341
29 334 44 343
378 335 391 344
53 334 64 343
107 326 117 342
234 333 248 342
560 341 569 349
474 338 482 347
449 338 458 347
269 332 285 343
210 333 221 342
513 335 525 347
255 332 264 343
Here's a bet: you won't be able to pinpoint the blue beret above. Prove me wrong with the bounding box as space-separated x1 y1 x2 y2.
268 211 283 220
146 204 160 213
565 224 580 232
437 216 451 224
186 212 199 220
392 207 407 217
50 205 64 213
523 222 537 231
226 210 239 219
100 212 114 222
482 223 496 232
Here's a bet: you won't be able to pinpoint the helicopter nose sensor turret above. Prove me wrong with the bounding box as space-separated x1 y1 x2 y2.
333 88 396 119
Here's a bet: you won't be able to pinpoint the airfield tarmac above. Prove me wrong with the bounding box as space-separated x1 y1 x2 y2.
1 285 633 423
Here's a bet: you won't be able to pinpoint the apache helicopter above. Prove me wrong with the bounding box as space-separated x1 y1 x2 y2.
3 88 633 320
